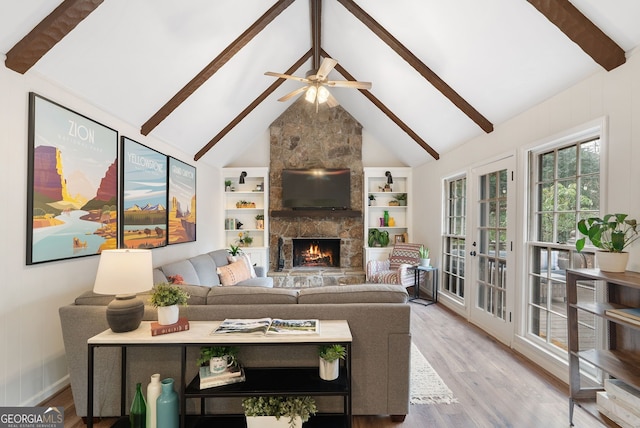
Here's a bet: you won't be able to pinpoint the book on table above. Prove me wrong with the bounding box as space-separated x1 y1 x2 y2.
605 307 640 325
199 364 245 390
150 317 190 336
211 318 320 335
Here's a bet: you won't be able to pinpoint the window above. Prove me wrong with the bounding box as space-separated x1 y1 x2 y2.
443 176 466 300
527 133 601 356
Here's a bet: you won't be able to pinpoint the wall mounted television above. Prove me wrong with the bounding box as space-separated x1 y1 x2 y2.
282 168 351 210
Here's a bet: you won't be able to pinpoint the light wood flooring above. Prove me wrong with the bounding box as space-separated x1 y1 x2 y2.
45 302 614 427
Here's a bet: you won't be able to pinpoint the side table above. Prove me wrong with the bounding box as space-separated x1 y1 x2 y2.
407 265 438 306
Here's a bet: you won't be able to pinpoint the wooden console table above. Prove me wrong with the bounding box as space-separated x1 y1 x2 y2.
87 320 352 427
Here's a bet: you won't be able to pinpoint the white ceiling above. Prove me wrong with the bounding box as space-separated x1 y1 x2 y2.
2 0 640 167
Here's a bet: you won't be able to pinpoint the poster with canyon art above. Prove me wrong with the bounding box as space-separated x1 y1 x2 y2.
120 137 168 249
27 93 119 265
168 157 196 244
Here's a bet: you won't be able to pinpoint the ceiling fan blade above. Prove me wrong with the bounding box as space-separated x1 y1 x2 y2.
326 92 339 108
316 58 338 80
278 86 309 102
264 71 309 83
326 80 372 90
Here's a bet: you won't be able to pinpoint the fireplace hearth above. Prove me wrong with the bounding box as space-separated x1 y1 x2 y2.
293 238 340 268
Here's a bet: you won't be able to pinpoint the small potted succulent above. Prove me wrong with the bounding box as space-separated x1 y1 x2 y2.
255 214 264 230
418 245 430 267
576 213 639 272
318 344 346 381
368 194 376 206
242 396 316 428
225 180 232 191
394 193 407 206
149 283 190 325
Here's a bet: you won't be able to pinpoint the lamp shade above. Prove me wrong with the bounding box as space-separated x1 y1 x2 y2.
94 249 153 296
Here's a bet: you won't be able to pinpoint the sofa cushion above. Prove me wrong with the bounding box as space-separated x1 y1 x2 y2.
189 254 220 286
161 260 201 286
236 276 274 287
206 286 298 305
218 260 252 286
209 249 231 268
180 284 210 305
297 284 408 304
153 268 168 284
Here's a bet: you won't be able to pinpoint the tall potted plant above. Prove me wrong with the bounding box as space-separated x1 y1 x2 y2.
242 396 316 428
576 213 639 272
149 283 189 325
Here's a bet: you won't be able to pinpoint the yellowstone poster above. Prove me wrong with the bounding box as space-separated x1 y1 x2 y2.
120 137 168 249
27 93 119 265
168 157 196 244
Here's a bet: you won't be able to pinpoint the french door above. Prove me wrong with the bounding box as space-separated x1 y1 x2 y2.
468 157 516 346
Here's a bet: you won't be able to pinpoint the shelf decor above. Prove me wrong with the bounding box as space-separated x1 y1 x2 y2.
26 93 119 264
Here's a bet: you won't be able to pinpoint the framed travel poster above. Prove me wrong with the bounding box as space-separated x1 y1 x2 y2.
168 157 197 244
120 137 168 249
27 93 119 265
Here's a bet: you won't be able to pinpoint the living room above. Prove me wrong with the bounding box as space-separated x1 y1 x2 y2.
2 2 640 427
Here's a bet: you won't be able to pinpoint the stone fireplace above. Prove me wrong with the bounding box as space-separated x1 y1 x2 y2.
293 238 340 268
267 98 366 287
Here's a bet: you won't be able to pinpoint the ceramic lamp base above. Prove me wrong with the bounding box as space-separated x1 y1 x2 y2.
106 295 144 333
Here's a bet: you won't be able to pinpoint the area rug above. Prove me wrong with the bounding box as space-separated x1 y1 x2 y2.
410 343 458 405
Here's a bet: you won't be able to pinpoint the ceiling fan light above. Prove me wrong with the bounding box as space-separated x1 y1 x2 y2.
317 86 330 104
305 86 317 103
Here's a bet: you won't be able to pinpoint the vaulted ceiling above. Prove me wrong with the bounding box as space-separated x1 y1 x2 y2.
2 1 640 167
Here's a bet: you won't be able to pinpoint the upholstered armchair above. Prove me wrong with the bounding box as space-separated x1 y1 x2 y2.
366 243 424 287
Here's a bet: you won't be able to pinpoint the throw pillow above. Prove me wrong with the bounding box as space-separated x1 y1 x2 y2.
217 260 252 286
227 253 257 278
167 274 185 285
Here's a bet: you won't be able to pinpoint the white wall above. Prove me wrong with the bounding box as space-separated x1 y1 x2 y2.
0 64 221 406
412 47 640 376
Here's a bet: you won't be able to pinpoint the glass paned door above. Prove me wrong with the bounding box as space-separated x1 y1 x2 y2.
469 157 515 345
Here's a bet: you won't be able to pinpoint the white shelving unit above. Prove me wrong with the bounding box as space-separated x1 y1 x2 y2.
363 167 412 266
222 167 269 268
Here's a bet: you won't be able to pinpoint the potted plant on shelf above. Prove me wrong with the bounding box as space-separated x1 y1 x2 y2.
394 193 407 206
242 396 317 428
368 194 376 206
228 244 242 256
149 283 190 325
368 229 390 247
197 346 238 372
255 214 264 230
318 344 346 381
225 180 232 192
238 231 253 247
418 245 430 267
576 213 639 272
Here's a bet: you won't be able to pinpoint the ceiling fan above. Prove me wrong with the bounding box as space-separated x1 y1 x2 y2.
265 57 372 111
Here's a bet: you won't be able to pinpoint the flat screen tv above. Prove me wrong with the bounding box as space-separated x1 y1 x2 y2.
282 168 351 210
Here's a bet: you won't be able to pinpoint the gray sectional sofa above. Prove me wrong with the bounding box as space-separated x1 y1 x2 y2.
59 250 412 421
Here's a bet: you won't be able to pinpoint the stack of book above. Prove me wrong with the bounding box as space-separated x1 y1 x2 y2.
150 317 190 336
597 378 640 427
199 364 245 390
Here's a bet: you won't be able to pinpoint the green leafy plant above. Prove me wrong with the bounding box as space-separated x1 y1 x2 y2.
576 213 639 253
197 346 238 366
255 214 264 220
149 283 189 307
225 180 232 187
318 344 346 362
419 245 430 259
394 193 407 201
368 194 375 200
229 244 242 256
242 396 317 427
368 229 390 247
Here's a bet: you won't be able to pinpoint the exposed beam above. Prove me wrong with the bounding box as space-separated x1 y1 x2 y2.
194 50 313 161
310 0 322 70
5 0 103 74
336 0 493 134
142 0 295 136
322 50 439 160
527 0 625 71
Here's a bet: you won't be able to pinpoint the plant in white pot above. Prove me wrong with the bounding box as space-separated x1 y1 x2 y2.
318 344 346 381
418 245 430 267
242 396 316 428
197 346 238 373
576 213 639 272
149 283 189 325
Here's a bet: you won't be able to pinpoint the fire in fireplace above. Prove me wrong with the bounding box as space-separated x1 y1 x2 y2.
293 238 340 268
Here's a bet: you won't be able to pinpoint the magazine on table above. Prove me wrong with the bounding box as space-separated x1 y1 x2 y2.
211 318 320 335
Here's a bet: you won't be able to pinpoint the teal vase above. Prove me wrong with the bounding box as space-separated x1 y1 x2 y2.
384 210 389 227
157 378 178 428
130 382 146 428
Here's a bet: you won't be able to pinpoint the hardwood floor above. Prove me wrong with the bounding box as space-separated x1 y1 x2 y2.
45 303 613 427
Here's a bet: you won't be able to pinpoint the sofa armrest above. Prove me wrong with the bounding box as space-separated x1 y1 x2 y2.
366 259 390 281
254 266 266 277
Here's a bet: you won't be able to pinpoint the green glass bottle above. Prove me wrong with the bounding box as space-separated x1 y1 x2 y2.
384 210 389 227
130 382 146 428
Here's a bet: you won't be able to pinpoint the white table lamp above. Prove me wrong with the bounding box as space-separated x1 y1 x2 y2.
93 249 153 332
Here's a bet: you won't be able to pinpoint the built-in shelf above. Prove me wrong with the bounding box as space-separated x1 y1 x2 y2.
271 210 362 218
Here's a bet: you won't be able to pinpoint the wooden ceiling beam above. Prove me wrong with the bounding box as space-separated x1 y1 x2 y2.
336 0 493 134
142 0 295 136
527 0 625 71
5 0 104 74
194 50 312 161
322 50 439 160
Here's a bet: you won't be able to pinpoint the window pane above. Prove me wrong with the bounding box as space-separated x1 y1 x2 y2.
580 139 600 174
541 151 555 181
557 146 577 178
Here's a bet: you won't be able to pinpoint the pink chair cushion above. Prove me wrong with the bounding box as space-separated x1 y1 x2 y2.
388 243 421 271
